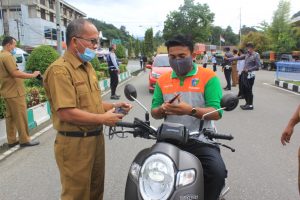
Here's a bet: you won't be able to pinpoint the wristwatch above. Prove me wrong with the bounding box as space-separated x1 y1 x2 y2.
191 107 197 116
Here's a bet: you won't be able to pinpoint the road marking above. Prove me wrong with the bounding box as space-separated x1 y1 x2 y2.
263 83 300 96
0 74 138 162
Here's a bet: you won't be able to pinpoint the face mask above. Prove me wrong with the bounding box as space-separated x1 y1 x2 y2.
76 39 96 62
11 48 16 55
169 56 193 76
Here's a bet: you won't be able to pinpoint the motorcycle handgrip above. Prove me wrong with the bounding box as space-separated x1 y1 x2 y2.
115 121 136 128
204 132 234 140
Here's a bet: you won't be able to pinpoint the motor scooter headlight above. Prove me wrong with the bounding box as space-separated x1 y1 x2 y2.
139 153 175 200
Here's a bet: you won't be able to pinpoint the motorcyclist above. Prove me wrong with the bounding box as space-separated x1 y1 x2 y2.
151 35 226 200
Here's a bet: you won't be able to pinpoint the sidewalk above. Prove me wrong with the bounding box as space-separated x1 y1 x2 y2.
0 60 141 147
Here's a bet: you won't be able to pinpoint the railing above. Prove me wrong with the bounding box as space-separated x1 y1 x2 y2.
275 62 300 81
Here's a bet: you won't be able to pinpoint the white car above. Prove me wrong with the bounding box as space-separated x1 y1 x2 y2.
0 46 29 71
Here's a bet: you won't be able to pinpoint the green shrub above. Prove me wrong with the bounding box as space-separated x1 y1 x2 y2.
115 44 126 59
26 45 60 74
95 71 106 80
0 97 5 119
121 58 128 65
90 57 102 71
25 86 47 108
119 64 127 73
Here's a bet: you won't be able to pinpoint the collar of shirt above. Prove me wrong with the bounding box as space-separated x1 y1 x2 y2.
171 63 198 79
63 50 85 69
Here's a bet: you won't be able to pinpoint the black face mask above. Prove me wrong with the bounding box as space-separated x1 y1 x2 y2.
169 56 193 76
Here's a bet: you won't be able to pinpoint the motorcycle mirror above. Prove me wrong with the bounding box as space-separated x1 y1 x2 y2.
124 84 137 101
221 93 239 111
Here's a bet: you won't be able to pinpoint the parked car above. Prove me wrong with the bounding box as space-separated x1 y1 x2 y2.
147 54 172 93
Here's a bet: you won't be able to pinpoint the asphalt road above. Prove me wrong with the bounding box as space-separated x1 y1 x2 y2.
0 66 299 200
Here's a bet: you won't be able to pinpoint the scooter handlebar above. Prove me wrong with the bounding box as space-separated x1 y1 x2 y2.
204 131 234 140
115 121 136 128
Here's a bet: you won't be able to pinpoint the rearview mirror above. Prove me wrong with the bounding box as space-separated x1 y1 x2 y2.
221 94 239 111
124 84 137 101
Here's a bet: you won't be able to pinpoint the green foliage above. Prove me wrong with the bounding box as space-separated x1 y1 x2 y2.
144 28 154 57
90 57 102 71
163 0 214 43
128 38 133 58
121 58 128 65
240 32 271 54
115 44 126 58
89 18 134 48
134 39 140 58
267 0 296 52
0 97 5 119
25 86 47 108
153 31 165 52
26 45 59 74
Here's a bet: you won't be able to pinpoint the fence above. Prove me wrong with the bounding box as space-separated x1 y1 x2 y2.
275 62 300 81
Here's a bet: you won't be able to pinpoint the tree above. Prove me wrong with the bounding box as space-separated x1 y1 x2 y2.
240 32 271 54
163 0 214 43
134 39 140 58
240 25 257 35
144 28 154 57
153 31 165 52
115 44 126 58
222 26 239 46
267 0 296 52
127 38 133 58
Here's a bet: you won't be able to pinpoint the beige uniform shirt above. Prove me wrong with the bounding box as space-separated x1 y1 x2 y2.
0 50 25 98
43 51 105 132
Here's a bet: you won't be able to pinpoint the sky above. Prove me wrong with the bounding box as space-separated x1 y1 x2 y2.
65 0 300 37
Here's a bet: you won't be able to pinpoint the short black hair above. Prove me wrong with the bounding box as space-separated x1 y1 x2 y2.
223 47 230 51
239 49 245 54
2 36 16 46
246 42 254 48
66 18 93 47
165 35 194 53
233 49 238 54
109 47 113 52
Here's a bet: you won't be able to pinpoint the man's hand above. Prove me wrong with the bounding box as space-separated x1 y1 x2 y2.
101 108 124 126
114 102 132 114
281 126 294 145
33 71 41 78
163 99 192 116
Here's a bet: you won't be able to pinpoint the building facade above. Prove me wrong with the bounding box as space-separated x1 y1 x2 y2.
0 0 86 48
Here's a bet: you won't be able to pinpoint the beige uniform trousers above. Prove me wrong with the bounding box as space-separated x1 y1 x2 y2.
4 95 30 144
298 147 300 194
55 133 105 200
231 64 238 86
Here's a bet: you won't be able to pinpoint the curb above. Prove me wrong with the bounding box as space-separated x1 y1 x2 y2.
275 80 300 93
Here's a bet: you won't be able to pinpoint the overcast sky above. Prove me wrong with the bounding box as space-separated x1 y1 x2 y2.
65 0 300 37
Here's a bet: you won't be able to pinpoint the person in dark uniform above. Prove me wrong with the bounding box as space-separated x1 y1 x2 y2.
222 47 233 90
43 19 132 200
107 45 121 99
0 36 40 148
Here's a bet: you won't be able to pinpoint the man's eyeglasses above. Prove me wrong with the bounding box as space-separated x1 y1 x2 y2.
76 37 99 45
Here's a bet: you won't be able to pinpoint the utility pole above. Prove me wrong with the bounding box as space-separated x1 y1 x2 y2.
239 6 242 45
55 0 62 55
15 19 20 41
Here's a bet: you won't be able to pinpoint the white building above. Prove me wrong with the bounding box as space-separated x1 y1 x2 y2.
0 0 86 49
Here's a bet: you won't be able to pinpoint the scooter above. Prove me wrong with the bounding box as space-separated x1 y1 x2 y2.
109 84 239 200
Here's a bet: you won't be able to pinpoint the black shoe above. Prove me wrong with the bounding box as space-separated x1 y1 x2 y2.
8 141 19 148
241 105 254 110
110 95 120 100
20 140 40 147
115 94 121 98
224 88 231 91
240 104 248 109
237 95 245 99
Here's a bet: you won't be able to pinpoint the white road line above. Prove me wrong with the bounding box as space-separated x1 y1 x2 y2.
263 83 300 96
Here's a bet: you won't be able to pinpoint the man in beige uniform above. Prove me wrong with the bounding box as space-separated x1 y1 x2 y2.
281 104 300 194
43 19 132 200
0 36 40 148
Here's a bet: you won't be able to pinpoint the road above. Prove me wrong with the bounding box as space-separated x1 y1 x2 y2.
0 65 299 200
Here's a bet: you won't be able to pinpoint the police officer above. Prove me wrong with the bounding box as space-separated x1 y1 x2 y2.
0 36 40 148
43 19 132 200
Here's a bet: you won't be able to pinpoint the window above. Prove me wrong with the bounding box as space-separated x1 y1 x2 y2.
40 8 46 20
49 0 54 9
63 18 67 27
52 29 57 40
40 0 46 6
44 27 51 39
61 31 64 41
49 12 54 22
